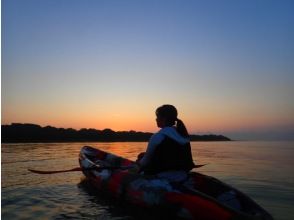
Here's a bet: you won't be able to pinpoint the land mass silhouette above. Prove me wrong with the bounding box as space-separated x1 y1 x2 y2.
2 123 231 143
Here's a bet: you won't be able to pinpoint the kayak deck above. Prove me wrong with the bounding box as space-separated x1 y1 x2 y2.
79 146 273 220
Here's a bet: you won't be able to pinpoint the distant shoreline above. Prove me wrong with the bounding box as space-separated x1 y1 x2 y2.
1 123 231 143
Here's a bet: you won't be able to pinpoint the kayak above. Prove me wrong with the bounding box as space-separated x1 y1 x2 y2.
79 146 273 220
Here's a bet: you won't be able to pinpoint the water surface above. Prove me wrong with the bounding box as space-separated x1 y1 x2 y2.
2 141 294 219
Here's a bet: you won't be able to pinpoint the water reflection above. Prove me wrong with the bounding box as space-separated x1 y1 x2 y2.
2 141 294 220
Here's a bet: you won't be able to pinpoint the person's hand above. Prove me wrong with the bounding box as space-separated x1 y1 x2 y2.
136 152 145 163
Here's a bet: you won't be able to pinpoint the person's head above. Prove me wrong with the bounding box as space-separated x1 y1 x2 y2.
155 104 189 137
156 104 177 128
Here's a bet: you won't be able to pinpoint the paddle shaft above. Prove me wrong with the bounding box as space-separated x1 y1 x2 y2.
28 163 206 175
28 165 134 174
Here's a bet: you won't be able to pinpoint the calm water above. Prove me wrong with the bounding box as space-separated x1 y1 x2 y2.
2 141 294 220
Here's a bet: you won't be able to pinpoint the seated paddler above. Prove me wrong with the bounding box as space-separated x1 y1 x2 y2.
137 104 196 182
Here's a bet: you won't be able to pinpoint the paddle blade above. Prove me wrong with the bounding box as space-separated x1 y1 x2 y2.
194 164 207 168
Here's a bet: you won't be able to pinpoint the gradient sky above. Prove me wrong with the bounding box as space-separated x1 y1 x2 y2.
2 0 294 140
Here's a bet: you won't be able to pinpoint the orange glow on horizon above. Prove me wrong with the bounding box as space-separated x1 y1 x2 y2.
2 99 292 135
3 110 292 135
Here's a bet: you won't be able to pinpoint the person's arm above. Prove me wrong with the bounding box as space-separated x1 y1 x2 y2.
138 133 165 168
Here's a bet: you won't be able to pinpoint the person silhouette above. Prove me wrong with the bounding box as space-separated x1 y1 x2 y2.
137 104 195 182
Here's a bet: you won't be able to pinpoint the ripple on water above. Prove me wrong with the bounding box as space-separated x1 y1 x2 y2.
2 142 294 220
2 183 135 220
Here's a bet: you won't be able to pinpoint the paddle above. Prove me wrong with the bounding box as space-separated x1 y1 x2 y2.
28 164 206 175
28 167 84 174
193 164 207 168
28 165 135 174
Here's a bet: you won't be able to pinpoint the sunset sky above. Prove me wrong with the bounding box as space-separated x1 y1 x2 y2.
2 0 294 140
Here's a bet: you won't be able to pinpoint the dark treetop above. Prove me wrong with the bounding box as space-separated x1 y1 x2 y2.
2 123 231 143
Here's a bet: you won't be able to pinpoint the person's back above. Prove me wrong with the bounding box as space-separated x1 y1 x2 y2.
143 127 195 175
138 105 195 181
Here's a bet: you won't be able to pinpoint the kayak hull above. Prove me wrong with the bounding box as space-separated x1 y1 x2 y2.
79 146 273 220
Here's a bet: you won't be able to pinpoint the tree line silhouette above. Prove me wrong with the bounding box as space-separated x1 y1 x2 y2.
2 123 231 143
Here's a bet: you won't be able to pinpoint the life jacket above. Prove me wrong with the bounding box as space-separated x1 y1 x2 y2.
143 136 195 175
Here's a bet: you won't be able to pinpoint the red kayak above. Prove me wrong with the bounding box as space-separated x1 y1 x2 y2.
79 146 273 220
